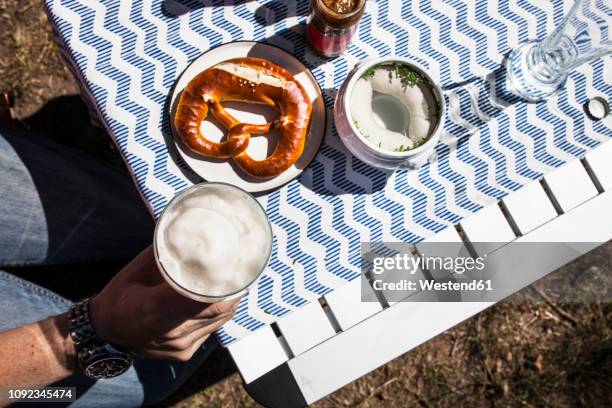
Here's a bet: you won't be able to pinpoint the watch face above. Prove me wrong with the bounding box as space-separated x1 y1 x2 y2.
84 355 132 379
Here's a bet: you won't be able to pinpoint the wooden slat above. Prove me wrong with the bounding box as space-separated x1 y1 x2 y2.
422 225 463 243
228 325 288 384
516 190 612 243
414 225 464 261
459 203 516 255
544 160 598 212
323 277 382 331
276 301 336 356
415 225 466 278
501 181 557 235
584 140 612 191
378 266 430 306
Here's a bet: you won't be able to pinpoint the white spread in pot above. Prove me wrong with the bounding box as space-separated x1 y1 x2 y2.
349 64 439 152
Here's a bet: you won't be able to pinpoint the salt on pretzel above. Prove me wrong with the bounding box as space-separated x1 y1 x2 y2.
174 57 312 179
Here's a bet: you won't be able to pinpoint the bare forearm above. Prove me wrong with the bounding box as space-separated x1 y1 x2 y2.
0 313 76 391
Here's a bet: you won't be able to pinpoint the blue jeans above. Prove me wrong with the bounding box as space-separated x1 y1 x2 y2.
0 126 213 407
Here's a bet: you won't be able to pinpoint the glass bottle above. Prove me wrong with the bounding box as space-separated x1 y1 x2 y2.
506 0 612 102
306 0 366 58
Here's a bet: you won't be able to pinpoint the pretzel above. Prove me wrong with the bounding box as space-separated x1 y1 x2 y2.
174 57 312 179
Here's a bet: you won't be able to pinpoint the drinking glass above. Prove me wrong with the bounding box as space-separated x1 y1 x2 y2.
506 0 611 102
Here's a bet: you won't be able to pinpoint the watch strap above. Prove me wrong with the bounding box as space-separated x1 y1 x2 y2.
68 296 133 378
68 297 101 349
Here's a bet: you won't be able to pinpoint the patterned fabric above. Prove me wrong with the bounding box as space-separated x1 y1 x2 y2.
44 0 612 345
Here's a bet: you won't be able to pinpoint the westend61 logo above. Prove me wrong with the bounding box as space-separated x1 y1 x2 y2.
372 253 486 275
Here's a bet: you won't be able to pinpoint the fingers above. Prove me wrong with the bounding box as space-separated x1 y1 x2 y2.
152 284 243 319
135 311 233 361
194 296 242 319
163 311 233 344
174 317 231 361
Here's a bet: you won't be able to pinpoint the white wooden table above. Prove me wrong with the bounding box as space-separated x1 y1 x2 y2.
228 139 612 406
42 0 612 405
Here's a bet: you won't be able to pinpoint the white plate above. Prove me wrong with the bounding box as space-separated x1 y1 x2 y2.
169 41 326 193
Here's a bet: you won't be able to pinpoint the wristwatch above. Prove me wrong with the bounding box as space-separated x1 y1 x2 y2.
68 297 133 379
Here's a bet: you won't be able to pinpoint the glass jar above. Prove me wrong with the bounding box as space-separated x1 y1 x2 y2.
306 0 366 58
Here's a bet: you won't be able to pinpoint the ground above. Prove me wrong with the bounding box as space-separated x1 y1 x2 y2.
1 2 611 407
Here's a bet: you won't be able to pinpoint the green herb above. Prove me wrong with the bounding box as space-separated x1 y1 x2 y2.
412 139 428 149
394 63 423 87
362 65 378 78
394 140 429 151
378 142 382 148
362 63 424 87
353 117 369 138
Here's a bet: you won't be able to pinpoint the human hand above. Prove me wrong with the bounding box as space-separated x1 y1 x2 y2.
89 246 240 361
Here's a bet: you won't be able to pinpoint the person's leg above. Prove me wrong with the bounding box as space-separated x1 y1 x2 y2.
0 270 215 407
0 125 154 267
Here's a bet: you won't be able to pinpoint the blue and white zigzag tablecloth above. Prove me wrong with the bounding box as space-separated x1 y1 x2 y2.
44 0 611 346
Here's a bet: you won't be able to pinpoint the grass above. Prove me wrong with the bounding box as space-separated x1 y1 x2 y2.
0 0 78 118
1 2 611 407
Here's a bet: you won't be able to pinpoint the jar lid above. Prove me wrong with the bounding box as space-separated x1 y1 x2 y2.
312 0 366 30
